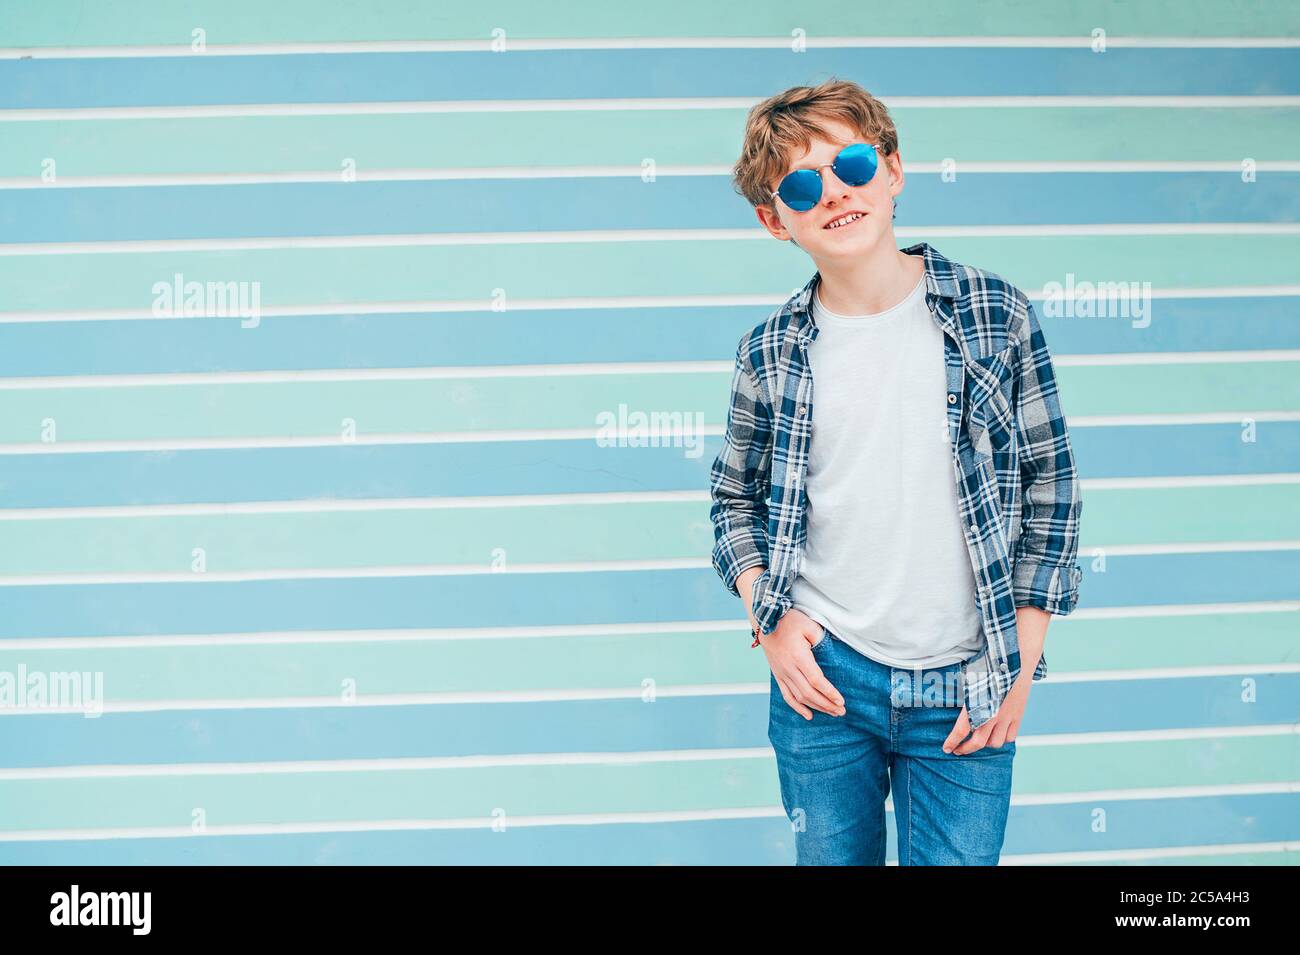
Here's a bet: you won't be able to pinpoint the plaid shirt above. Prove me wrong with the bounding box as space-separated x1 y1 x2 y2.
708 242 1083 729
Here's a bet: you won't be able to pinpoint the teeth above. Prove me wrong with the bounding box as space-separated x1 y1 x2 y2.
826 212 863 229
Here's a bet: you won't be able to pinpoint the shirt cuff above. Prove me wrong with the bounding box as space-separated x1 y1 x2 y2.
1012 558 1083 615
713 530 769 599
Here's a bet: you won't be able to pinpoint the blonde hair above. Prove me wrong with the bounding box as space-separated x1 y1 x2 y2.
732 77 900 210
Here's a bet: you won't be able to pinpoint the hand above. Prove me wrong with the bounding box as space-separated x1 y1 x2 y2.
943 606 1048 754
759 608 846 721
941 668 1030 755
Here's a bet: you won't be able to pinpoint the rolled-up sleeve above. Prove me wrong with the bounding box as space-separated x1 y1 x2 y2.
709 343 773 598
1010 297 1084 614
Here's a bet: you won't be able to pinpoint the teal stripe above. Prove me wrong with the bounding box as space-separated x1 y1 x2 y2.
0 733 1291 831
0 501 717 575
2 0 1295 45
0 485 1293 579
0 373 726 441
1048 612 1300 674
0 364 1295 444
1057 362 1300 415
3 236 1299 313
1080 483 1300 546
0 611 1292 701
4 109 1298 180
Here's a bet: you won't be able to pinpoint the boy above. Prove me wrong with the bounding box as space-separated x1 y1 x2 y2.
709 78 1083 865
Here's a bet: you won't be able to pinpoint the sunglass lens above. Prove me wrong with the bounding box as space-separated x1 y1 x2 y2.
776 169 822 211
833 143 878 186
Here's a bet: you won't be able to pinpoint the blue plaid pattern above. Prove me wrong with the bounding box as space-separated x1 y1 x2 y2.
708 242 1084 729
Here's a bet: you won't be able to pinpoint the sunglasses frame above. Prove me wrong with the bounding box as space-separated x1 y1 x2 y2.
770 142 882 212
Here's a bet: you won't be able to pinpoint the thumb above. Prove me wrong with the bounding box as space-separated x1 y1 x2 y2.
941 708 971 754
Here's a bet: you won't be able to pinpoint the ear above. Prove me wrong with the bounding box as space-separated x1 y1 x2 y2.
755 202 791 241
885 151 905 200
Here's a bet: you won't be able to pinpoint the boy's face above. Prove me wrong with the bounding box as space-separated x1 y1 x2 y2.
755 118 904 259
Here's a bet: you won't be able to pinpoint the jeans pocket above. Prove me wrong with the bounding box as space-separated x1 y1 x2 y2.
810 625 832 655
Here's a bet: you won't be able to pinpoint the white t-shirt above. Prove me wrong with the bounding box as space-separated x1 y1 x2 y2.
789 272 985 669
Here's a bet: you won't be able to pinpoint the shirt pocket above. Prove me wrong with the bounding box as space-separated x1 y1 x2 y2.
964 343 1018 461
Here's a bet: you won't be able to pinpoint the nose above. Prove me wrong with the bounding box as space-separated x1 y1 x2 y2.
820 165 854 203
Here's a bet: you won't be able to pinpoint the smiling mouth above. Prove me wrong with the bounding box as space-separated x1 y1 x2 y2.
824 211 867 230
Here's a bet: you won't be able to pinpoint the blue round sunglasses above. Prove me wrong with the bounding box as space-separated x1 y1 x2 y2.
770 142 880 211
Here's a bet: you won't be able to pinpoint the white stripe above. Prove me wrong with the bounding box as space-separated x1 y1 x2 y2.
0 747 785 779
0 809 791 843
0 783 1293 843
3 221 1299 256
0 361 737 389
1011 781 1300 805
0 349 1295 390
0 724 1292 780
0 539 1292 588
0 424 720 453
1001 840 1300 865
1 661 1298 715
6 160 1300 190
4 682 767 714
0 471 1287 520
1070 540 1300 555
1059 350 1300 367
0 555 719 587
0 618 756 650
1083 472 1300 489
0 600 1293 649
1040 663 1300 683
1070 410 1300 426
1064 599 1300 618
0 284 1294 325
0 410 1293 455
4 36 1299 59
3 95 1298 123
0 489 715 519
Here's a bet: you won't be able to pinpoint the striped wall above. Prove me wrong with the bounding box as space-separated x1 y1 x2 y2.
0 1 1297 865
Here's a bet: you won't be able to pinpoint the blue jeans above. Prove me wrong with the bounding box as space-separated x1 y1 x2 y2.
767 627 1016 865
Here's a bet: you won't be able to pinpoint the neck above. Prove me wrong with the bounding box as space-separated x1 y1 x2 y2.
813 243 925 316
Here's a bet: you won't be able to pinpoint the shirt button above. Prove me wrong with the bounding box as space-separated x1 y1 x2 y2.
798 406 807 416
969 524 978 535
947 393 957 405
1000 663 1010 673
782 535 792 544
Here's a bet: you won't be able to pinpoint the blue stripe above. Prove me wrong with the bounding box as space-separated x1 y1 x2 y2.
6 173 1298 243
1039 296 1300 354
1 424 1297 509
0 552 1294 639
5 792 1291 864
2 672 1296 767
0 298 1294 378
3 48 1298 109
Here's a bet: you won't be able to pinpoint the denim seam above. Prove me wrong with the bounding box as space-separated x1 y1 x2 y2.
905 757 914 867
